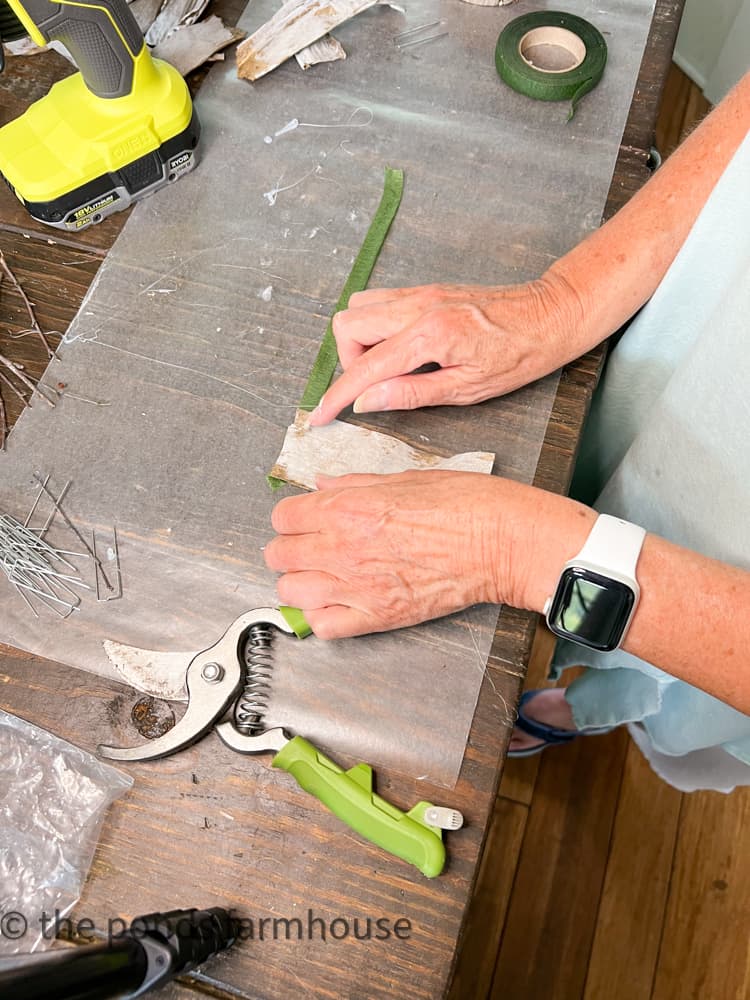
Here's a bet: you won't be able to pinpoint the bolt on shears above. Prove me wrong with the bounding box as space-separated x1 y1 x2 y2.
99 607 463 878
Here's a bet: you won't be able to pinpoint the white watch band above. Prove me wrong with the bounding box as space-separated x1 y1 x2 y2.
574 514 646 580
544 513 647 651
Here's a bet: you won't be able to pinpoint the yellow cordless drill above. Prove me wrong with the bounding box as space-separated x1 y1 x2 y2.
0 0 200 230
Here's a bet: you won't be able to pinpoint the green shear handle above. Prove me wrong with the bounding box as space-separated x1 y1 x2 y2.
273 736 448 878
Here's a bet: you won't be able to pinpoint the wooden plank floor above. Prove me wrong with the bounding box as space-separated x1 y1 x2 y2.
655 62 712 157
448 66 750 1000
450 622 750 1000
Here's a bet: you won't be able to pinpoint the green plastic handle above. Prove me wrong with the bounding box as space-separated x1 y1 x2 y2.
279 606 312 639
272 735 446 878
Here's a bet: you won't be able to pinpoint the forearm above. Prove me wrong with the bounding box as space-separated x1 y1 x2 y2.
516 494 750 715
542 70 750 354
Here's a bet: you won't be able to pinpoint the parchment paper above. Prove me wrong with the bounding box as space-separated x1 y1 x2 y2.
0 0 655 786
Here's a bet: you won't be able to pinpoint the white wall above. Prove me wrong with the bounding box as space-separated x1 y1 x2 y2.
675 0 750 102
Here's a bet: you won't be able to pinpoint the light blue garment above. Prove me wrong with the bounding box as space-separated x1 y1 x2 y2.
552 129 750 792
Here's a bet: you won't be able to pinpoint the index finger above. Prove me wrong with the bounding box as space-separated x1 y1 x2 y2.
347 287 411 308
271 491 326 534
347 283 481 310
311 322 438 424
333 298 429 369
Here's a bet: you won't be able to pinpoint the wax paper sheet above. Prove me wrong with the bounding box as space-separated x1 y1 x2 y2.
0 0 654 786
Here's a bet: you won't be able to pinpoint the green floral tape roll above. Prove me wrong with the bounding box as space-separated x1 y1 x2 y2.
495 11 607 120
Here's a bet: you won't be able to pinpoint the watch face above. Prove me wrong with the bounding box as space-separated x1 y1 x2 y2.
547 568 635 651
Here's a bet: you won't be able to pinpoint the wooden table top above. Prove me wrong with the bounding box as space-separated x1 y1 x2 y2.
0 3 683 997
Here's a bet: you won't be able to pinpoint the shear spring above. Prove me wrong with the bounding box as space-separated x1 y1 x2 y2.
235 623 275 734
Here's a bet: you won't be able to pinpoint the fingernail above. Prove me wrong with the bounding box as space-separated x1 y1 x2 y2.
308 401 323 425
353 386 387 414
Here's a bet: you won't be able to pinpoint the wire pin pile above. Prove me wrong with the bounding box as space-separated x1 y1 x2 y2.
0 474 122 618
0 513 91 618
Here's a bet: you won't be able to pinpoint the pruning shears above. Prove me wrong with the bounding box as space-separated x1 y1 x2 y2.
99 607 463 877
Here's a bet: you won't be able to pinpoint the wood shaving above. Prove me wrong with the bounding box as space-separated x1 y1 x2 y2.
295 34 347 70
145 0 211 48
153 15 244 76
237 0 381 82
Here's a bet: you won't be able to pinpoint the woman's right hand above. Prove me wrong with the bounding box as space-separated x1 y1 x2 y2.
309 273 586 426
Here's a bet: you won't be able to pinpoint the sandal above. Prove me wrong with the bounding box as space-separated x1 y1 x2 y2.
507 689 613 759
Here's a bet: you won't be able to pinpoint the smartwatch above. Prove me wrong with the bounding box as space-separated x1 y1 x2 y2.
544 514 646 652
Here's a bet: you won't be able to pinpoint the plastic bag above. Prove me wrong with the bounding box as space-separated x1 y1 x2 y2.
0 709 132 954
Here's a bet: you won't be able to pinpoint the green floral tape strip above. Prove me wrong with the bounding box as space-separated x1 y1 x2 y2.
268 166 404 489
299 166 404 410
495 11 607 121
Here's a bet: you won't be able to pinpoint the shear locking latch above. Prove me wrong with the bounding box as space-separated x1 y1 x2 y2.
424 806 464 831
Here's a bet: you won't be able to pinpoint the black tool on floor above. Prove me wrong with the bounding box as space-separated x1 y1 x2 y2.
0 906 238 999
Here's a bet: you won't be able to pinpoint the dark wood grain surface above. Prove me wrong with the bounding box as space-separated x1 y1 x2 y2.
0 2 684 996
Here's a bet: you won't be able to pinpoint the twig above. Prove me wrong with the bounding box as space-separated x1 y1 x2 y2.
8 326 63 342
0 368 28 407
0 253 60 432
27 374 58 407
0 353 56 407
38 383 111 407
0 352 37 394
0 250 52 357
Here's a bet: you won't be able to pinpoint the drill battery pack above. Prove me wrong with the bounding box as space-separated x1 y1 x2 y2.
1 113 200 230
0 47 200 230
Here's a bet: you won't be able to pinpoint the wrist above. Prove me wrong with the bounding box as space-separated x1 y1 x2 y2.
485 481 597 612
522 496 598 613
542 241 638 358
532 268 593 359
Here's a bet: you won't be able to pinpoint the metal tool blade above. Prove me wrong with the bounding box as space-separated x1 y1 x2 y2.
215 722 288 755
103 639 196 701
99 651 241 760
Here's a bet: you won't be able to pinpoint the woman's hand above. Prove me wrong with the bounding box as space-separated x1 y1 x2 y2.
308 72 750 430
309 275 584 426
264 470 595 638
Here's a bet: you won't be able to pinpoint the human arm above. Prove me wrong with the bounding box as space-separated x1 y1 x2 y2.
310 71 750 425
264 471 750 715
